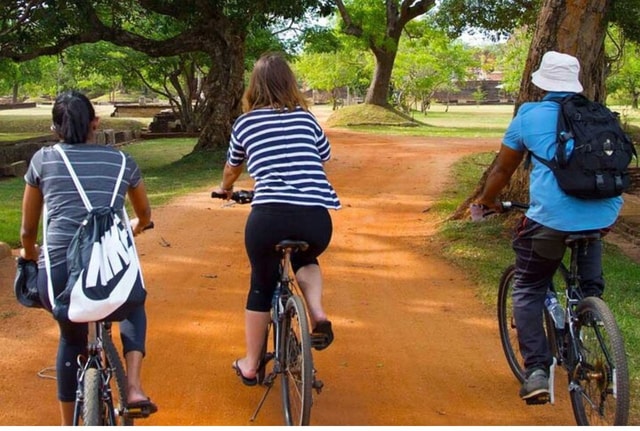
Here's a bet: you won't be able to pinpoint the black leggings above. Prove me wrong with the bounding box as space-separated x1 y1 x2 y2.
37 264 147 402
244 204 333 312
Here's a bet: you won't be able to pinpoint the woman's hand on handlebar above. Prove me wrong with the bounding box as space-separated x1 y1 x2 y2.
211 185 233 200
130 218 154 236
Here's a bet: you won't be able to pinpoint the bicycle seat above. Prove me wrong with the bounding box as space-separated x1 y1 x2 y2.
564 232 601 246
275 240 309 252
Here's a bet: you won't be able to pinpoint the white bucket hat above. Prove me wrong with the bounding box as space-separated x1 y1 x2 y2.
531 51 583 93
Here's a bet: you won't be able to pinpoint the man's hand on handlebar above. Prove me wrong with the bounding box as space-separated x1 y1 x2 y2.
469 201 500 222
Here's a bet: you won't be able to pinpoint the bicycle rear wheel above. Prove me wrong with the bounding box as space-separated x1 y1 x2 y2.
497 265 558 383
569 296 629 426
82 368 105 425
280 295 313 426
103 328 133 425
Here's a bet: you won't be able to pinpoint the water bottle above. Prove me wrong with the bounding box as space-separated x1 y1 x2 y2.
544 290 565 330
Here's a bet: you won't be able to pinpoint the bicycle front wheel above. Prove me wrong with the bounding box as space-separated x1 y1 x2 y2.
497 265 558 383
280 295 313 426
569 296 629 426
497 265 526 382
82 368 105 425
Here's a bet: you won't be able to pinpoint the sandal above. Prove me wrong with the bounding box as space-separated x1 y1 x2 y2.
311 320 334 351
232 359 258 386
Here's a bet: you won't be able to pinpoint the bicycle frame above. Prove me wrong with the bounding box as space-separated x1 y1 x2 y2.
251 245 296 413
250 241 316 425
548 234 598 370
73 322 117 426
268 248 296 378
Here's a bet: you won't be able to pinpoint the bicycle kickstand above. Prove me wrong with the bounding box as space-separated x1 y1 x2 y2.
249 385 272 422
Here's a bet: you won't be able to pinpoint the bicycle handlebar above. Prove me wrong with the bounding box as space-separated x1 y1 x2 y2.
211 189 254 204
500 201 529 211
470 200 529 221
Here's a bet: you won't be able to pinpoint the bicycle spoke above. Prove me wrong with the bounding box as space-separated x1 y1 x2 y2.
280 296 313 426
569 297 629 426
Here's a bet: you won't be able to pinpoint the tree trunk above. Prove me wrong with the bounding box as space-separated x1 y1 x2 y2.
12 83 19 104
365 48 396 106
515 0 610 111
193 37 245 152
451 0 611 220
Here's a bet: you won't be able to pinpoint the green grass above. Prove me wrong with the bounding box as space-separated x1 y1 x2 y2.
436 150 640 424
3 104 640 422
324 102 640 140
326 103 514 138
0 115 145 135
0 138 224 246
121 138 225 206
0 176 26 247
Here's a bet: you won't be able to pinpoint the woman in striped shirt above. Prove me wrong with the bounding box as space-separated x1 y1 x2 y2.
213 52 341 386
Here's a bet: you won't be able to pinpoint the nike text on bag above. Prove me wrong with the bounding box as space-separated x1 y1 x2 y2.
48 145 146 323
531 94 637 199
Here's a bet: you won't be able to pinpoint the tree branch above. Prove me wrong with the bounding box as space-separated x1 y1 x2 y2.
334 0 363 37
399 0 437 27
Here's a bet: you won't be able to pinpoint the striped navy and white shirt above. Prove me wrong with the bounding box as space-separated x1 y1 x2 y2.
227 107 341 209
25 143 142 269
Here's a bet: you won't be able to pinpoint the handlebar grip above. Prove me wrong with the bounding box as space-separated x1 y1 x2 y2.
211 189 254 204
501 201 529 211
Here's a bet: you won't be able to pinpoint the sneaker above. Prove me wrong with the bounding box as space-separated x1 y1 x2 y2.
519 369 550 401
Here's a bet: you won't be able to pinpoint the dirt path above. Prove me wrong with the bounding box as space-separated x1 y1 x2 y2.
0 127 581 425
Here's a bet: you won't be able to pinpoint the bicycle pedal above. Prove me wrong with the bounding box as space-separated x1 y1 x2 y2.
311 334 329 349
124 409 150 419
125 402 157 419
312 379 324 394
525 393 551 405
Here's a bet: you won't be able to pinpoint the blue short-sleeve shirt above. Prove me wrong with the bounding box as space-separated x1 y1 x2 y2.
502 92 622 231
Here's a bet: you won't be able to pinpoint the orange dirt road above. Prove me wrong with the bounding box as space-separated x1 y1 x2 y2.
0 126 579 426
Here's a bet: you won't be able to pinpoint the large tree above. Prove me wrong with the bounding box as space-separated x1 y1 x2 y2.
450 0 617 219
333 0 434 106
0 0 331 151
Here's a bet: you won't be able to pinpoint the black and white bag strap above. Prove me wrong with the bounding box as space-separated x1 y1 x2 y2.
53 143 126 211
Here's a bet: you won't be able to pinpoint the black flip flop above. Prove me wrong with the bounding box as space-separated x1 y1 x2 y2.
232 359 258 386
311 320 334 351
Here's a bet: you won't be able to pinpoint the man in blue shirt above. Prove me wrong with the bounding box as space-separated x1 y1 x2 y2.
472 51 622 403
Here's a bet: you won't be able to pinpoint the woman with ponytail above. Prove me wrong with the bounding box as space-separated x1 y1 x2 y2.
19 90 157 424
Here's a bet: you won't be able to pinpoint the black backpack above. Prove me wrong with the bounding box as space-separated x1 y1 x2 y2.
529 94 637 199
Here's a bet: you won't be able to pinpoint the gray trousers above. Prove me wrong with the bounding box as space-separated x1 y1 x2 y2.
511 217 604 375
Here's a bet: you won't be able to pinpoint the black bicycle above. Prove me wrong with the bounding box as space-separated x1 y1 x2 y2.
495 201 629 426
73 221 155 426
212 190 323 425
74 321 131 425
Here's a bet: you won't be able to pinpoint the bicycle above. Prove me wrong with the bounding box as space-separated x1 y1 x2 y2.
73 221 155 426
212 190 324 425
495 201 630 426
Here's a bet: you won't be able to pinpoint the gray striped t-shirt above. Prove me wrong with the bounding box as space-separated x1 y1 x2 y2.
25 143 142 269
